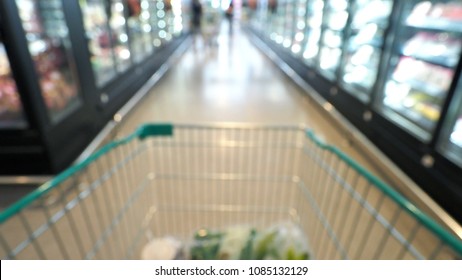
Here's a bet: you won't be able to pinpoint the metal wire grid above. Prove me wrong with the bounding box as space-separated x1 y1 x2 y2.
1 124 461 259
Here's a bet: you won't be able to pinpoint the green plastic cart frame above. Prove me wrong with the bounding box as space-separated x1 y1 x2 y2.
1 123 461 259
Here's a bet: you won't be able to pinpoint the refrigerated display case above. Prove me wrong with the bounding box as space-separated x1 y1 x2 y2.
170 0 183 36
378 0 462 142
0 40 26 129
79 0 117 87
301 0 324 66
163 0 175 41
15 0 82 123
127 0 153 63
270 0 287 44
0 0 101 175
109 0 132 71
0 0 188 175
153 0 169 45
316 0 350 79
289 0 306 55
282 0 295 48
247 0 462 223
79 0 132 87
340 0 393 101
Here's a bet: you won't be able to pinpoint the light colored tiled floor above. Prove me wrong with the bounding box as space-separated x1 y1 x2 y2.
120 25 311 127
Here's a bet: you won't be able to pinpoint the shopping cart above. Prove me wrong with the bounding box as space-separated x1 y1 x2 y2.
201 5 222 46
1 123 461 260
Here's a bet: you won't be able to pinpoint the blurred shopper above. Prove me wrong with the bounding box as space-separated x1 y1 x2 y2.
191 0 203 34
225 1 234 33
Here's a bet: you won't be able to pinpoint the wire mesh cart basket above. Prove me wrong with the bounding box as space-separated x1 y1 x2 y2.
1 123 462 259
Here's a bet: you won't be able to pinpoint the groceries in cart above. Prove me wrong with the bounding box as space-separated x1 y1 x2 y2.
141 222 310 260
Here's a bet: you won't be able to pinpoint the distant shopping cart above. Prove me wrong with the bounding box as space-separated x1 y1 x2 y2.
201 5 222 46
1 123 461 259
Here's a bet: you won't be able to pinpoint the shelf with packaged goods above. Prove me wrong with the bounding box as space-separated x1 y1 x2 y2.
351 19 389 31
341 80 372 101
389 55 454 101
391 77 446 99
399 31 462 69
401 51 458 69
324 0 348 13
0 43 26 129
405 18 462 34
342 67 377 92
389 103 438 134
15 0 82 123
347 36 383 51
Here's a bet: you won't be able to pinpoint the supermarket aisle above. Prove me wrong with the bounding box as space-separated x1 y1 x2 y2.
116 21 405 187
117 21 386 178
119 22 315 129
119 22 385 169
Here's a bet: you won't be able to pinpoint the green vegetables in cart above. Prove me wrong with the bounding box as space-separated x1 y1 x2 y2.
253 230 278 259
253 223 310 260
219 226 256 260
239 229 257 260
189 223 310 260
190 229 222 260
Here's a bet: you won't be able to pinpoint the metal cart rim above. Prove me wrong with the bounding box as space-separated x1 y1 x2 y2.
1 123 462 256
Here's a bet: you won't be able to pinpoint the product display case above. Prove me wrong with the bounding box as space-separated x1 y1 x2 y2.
15 0 82 123
340 0 393 100
289 0 307 55
301 0 324 66
317 0 350 79
378 0 462 142
127 0 152 63
171 0 183 36
0 0 100 175
109 0 132 70
0 0 187 175
79 0 119 87
154 0 170 45
248 0 462 222
0 40 26 129
164 0 175 40
77 0 186 113
282 0 295 49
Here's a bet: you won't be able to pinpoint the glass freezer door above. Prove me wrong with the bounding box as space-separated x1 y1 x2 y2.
302 0 324 65
439 75 462 168
0 40 26 128
282 0 295 49
317 0 349 79
127 0 153 63
289 0 307 55
109 0 132 72
378 0 462 141
16 0 82 123
79 0 118 87
79 0 132 87
153 0 169 44
341 0 393 101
